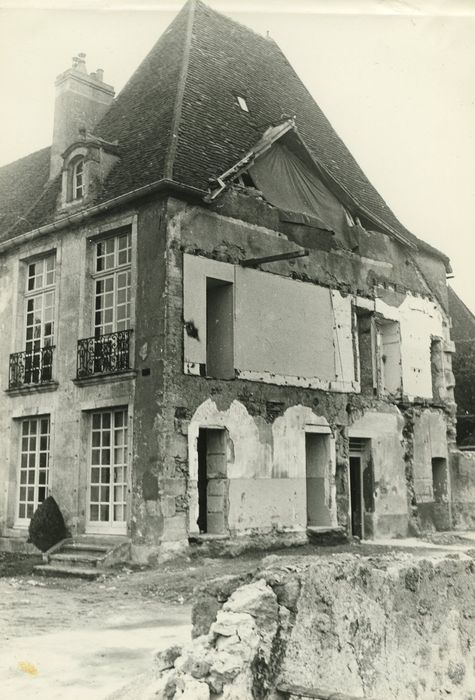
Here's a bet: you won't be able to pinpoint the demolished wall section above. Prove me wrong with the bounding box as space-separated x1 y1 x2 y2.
129 552 475 700
137 195 457 551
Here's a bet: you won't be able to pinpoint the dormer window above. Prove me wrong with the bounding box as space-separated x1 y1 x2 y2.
60 140 119 209
72 157 85 200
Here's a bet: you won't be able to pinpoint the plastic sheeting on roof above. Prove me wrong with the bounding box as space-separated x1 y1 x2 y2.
249 142 351 237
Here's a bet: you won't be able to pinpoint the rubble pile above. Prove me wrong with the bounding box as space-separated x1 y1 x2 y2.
113 551 475 699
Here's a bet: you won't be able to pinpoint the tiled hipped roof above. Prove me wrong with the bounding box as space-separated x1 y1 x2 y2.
0 147 51 236
0 0 447 263
448 287 475 342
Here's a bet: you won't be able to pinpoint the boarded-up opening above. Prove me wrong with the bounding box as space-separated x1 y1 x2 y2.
349 438 374 539
305 433 331 527
432 457 448 504
197 428 228 534
206 278 234 379
430 338 443 402
378 319 402 395
356 311 375 394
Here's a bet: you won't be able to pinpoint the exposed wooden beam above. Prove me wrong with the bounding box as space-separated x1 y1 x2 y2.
240 249 309 268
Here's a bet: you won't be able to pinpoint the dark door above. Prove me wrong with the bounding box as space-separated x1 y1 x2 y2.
349 456 363 538
197 428 227 534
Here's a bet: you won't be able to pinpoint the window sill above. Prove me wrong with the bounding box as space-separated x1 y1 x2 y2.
73 369 137 387
5 381 59 397
57 196 91 213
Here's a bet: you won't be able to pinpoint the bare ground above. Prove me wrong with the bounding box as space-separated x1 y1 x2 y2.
2 535 475 699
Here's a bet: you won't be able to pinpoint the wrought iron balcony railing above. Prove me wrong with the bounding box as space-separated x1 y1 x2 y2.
9 346 55 389
77 329 133 379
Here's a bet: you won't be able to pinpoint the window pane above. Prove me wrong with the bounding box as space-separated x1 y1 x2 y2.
18 416 50 520
90 504 99 521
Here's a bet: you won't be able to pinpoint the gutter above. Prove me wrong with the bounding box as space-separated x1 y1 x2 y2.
0 179 206 254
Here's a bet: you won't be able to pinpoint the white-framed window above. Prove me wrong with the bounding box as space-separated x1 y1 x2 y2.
93 229 131 336
88 408 128 527
17 416 50 521
72 157 85 200
24 254 56 383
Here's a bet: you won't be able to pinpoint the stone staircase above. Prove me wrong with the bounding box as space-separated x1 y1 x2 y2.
35 535 131 579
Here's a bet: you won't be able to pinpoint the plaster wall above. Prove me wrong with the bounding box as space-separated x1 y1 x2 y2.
413 411 448 503
375 293 446 400
187 399 336 535
183 253 355 390
348 410 408 537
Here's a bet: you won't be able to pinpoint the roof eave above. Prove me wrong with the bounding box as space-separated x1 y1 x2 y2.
0 178 206 254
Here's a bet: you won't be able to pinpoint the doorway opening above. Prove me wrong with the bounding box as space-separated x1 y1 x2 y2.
206 278 234 379
432 457 448 503
197 428 228 534
356 310 376 395
349 438 374 539
305 432 332 527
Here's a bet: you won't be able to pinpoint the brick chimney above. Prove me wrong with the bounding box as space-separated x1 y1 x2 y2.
49 53 115 180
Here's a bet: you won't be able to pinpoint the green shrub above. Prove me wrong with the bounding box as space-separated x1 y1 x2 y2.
28 496 68 552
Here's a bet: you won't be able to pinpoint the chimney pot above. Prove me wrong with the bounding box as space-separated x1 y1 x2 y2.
96 68 104 82
76 53 87 73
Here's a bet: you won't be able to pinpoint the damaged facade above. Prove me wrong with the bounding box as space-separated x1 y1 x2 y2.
0 0 463 559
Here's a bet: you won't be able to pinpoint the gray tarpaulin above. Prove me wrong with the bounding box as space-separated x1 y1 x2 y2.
249 142 351 237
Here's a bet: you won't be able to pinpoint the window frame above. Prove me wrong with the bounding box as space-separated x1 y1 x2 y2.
72 157 85 200
24 254 56 351
92 229 132 337
86 407 129 533
16 415 51 525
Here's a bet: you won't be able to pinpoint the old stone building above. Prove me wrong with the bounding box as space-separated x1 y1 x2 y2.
0 1 464 563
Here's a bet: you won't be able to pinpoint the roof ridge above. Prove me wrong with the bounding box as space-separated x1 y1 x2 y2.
195 0 273 43
164 0 196 179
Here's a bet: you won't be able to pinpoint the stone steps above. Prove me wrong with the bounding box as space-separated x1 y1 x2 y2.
35 563 102 580
35 535 131 579
50 551 105 566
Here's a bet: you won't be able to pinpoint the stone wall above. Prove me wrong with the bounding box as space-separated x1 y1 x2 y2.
134 552 475 699
451 450 475 530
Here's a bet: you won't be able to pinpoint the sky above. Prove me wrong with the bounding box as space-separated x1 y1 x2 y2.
0 0 474 310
